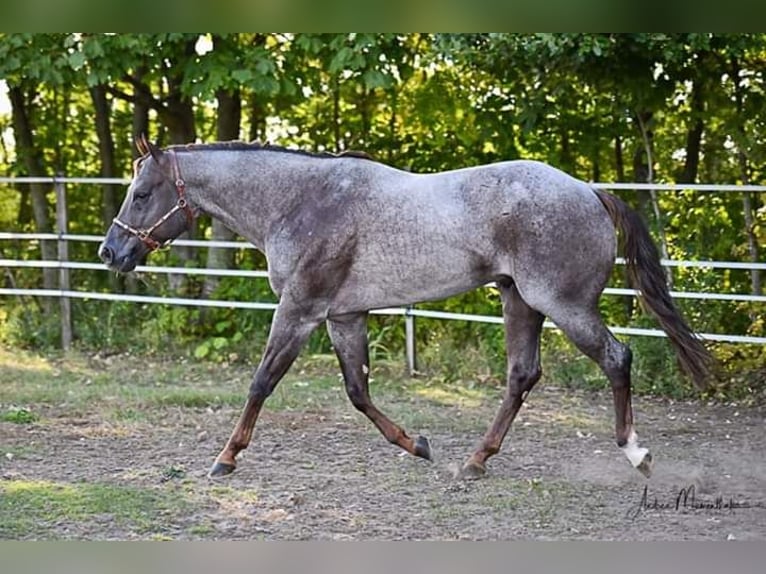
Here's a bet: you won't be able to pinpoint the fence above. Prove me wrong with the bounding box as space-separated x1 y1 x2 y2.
1 176 765 373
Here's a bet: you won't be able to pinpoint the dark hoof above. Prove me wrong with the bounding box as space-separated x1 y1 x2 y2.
414 435 432 461
208 461 236 478
456 461 487 480
636 451 653 478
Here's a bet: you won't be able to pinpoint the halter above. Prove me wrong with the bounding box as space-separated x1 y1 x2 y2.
111 150 196 251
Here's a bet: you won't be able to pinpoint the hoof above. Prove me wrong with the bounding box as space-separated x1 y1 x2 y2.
208 461 236 478
456 461 487 480
635 451 653 478
621 430 652 478
414 435 432 461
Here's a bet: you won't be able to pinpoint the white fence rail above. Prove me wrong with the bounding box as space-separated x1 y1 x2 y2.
1 177 764 370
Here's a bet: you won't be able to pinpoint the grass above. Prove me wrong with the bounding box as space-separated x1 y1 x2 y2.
0 479 189 539
425 475 573 531
0 464 265 540
0 346 504 425
0 406 38 424
0 346 345 420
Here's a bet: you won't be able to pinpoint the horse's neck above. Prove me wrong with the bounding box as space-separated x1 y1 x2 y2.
181 150 314 250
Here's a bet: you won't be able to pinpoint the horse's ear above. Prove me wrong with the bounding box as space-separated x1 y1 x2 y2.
146 139 163 162
135 133 162 162
135 133 149 157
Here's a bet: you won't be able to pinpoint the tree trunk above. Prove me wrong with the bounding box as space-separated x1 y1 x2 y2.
732 132 761 302
730 57 762 296
162 97 197 145
161 67 198 293
202 87 240 298
614 132 625 183
591 156 601 183
90 84 121 292
216 88 241 143
741 188 761 297
89 85 119 227
631 110 652 214
8 83 57 303
131 82 150 159
387 88 398 163
248 93 266 142
357 85 371 149
245 33 270 143
124 88 151 294
560 128 574 176
677 79 705 184
635 110 672 286
333 73 341 152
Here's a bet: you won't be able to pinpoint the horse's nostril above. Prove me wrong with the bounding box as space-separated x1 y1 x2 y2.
99 244 114 265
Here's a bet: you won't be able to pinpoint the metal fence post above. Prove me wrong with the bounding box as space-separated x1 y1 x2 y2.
405 305 417 376
55 174 72 350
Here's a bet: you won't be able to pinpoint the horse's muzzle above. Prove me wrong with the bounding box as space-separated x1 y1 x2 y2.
98 237 140 273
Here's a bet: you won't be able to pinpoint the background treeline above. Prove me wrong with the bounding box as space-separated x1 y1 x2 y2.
0 33 763 400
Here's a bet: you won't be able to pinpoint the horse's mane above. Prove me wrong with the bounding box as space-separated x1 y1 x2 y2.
167 141 374 161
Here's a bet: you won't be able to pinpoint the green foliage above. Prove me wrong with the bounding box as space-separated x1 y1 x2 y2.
0 302 61 350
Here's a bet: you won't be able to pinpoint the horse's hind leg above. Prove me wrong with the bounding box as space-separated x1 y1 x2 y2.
327 312 432 460
458 283 544 479
547 305 653 477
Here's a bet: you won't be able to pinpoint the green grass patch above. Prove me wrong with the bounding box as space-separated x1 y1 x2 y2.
0 406 38 424
0 345 560 437
0 347 351 419
111 407 149 423
0 479 190 540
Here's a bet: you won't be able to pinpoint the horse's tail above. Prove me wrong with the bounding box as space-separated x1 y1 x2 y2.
594 188 714 390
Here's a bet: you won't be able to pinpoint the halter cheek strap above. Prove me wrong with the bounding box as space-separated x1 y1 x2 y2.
112 150 197 251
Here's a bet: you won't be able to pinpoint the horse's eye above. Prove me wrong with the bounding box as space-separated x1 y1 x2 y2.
134 189 151 201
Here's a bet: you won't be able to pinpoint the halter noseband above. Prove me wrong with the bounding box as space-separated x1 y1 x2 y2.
112 150 196 251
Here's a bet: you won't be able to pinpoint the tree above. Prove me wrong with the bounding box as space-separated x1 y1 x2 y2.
0 34 74 302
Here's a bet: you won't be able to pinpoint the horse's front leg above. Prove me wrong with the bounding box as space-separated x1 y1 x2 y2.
209 301 323 477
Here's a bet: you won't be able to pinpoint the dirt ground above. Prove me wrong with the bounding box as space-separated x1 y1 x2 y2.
2 366 764 541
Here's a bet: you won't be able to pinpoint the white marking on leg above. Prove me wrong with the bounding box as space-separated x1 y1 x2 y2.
362 364 369 375
621 429 649 468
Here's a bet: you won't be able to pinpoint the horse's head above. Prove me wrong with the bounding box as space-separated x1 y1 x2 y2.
98 136 194 272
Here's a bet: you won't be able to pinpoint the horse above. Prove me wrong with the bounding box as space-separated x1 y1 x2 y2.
99 135 713 480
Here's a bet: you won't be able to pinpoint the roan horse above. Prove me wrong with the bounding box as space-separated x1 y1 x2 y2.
99 136 713 480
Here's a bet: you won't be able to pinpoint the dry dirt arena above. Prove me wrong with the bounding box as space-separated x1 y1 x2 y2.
1 358 765 540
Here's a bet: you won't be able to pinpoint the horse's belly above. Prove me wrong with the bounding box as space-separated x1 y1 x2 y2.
331 251 491 313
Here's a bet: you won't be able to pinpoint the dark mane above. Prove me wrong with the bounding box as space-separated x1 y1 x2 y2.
168 141 374 161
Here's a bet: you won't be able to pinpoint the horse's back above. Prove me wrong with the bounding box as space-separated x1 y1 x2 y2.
411 159 615 259
322 159 617 313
